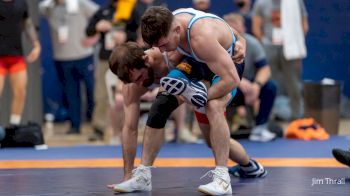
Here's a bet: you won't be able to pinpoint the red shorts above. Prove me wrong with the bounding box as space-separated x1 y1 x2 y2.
0 56 26 75
194 111 227 124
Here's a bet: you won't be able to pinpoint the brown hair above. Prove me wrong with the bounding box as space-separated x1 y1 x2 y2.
141 6 174 46
109 42 146 83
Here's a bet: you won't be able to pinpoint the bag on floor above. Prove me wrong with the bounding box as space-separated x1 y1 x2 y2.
285 118 329 140
0 122 45 148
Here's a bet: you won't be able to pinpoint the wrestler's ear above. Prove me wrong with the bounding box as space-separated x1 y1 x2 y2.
174 25 181 33
143 55 150 65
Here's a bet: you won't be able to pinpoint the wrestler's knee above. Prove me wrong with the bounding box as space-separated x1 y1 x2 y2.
146 91 179 129
206 99 227 116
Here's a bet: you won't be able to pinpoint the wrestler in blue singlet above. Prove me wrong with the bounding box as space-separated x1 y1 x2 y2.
165 8 244 102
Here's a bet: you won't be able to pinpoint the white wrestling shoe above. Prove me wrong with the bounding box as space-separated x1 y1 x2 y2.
198 167 232 195
113 165 152 193
160 76 207 108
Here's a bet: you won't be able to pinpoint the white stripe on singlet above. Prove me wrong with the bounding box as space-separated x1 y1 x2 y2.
172 8 236 63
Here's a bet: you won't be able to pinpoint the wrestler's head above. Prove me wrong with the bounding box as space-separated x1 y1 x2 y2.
109 42 155 87
141 6 181 52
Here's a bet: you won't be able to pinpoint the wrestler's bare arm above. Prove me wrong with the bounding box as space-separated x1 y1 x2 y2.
190 26 240 101
122 84 148 131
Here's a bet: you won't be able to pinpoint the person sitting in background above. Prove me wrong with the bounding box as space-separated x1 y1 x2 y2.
0 0 41 126
224 13 277 142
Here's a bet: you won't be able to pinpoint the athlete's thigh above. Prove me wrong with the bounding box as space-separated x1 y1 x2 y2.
9 69 28 92
0 75 5 97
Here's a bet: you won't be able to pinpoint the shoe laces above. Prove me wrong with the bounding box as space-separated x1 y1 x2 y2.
132 165 154 177
200 169 227 182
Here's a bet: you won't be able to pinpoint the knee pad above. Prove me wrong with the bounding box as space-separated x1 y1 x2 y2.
146 91 179 129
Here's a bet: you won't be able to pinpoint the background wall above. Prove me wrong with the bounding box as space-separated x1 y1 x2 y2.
5 0 347 123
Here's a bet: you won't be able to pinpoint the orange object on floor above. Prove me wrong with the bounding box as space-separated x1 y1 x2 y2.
286 118 330 140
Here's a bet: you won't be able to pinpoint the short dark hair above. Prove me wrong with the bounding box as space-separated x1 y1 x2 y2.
141 6 174 46
109 42 146 83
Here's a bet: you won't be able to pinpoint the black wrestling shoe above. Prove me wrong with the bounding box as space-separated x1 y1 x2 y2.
332 148 350 167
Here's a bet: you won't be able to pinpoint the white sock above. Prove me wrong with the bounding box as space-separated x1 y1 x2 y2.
10 114 21 125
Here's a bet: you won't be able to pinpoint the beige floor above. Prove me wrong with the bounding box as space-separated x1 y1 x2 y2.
339 119 350 135
44 118 350 147
43 116 179 146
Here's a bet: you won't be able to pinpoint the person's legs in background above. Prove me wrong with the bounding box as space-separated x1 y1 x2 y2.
76 55 95 122
249 80 277 142
0 75 4 98
255 81 277 125
90 60 110 140
106 71 123 145
281 57 303 120
109 95 123 145
0 66 6 142
9 70 27 125
4 56 28 125
59 60 82 134
0 58 7 115
264 45 294 121
54 60 69 116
